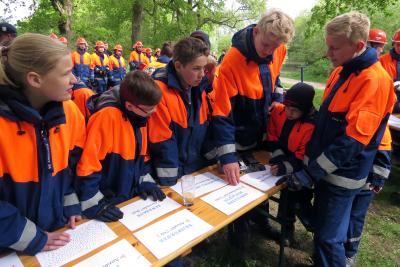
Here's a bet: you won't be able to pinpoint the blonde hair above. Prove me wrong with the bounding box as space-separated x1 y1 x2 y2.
257 10 295 44
0 33 70 87
325 11 370 44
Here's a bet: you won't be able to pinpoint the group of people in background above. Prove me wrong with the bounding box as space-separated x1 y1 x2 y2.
0 8 399 267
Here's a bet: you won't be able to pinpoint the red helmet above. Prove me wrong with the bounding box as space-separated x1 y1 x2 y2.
368 29 387 44
76 37 87 45
145 47 152 54
114 44 123 51
393 29 400 43
133 41 143 48
95 41 105 48
49 33 58 39
59 37 68 44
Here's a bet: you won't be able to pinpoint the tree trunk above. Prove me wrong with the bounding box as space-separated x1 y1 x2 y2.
51 0 74 41
132 0 144 46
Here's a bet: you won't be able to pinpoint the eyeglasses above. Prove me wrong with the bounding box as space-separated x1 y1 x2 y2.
133 104 156 115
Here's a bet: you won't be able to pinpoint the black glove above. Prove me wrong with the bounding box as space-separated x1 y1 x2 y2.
137 182 166 201
276 171 313 191
83 198 123 222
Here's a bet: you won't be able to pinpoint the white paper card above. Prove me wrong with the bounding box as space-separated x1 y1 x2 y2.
119 197 181 232
170 172 228 197
389 114 400 129
201 183 264 215
0 252 24 267
134 209 213 259
36 220 117 267
240 166 282 191
73 239 151 267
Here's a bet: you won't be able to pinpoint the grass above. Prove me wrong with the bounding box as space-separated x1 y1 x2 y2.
280 70 328 84
187 165 400 266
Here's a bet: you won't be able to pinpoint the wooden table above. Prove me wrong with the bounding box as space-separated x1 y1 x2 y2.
6 151 286 267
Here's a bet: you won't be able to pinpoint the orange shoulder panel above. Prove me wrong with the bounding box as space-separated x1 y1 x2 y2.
72 88 95 118
77 107 136 176
0 118 39 182
267 103 285 142
379 53 396 80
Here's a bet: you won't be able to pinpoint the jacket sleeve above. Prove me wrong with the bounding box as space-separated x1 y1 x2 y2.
0 201 47 255
271 75 284 103
306 78 390 181
76 111 114 213
148 97 180 186
64 102 86 218
367 126 392 186
211 65 238 165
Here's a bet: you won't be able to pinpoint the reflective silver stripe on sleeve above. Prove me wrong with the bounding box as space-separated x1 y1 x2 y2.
156 167 178 178
361 183 370 191
217 144 236 157
204 147 217 160
372 165 390 179
272 149 285 158
316 153 338 173
347 236 362 243
64 192 79 207
304 155 310 166
140 173 156 183
283 161 294 174
275 86 284 94
81 191 104 211
235 142 256 151
10 219 37 251
323 174 367 189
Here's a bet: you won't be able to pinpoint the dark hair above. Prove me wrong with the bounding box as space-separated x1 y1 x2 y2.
173 37 209 66
120 71 162 106
160 41 173 57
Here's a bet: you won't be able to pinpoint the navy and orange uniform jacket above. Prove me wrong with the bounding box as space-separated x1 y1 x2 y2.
267 103 315 175
0 85 86 255
90 52 111 82
148 62 214 186
380 49 400 112
109 54 127 86
71 50 92 87
212 24 286 165
76 86 154 212
129 50 149 71
71 81 94 120
299 48 396 190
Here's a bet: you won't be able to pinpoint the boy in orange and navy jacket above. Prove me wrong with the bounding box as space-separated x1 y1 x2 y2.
267 82 316 244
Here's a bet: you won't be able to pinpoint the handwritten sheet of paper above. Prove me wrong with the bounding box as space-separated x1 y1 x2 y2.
240 166 282 191
170 172 228 197
201 183 264 215
119 197 181 232
134 209 213 259
389 114 400 129
36 220 117 267
73 239 151 267
0 253 24 267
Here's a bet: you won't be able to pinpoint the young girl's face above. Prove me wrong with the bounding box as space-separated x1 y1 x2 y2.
28 54 77 103
285 106 303 120
175 55 208 87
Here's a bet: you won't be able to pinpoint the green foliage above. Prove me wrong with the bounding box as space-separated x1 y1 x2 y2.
15 0 265 55
306 0 397 37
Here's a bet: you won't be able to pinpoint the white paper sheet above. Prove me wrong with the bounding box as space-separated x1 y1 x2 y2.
134 209 213 259
201 182 264 215
389 114 400 129
170 172 228 197
119 197 181 232
240 165 282 191
36 220 117 267
73 239 151 267
0 252 24 267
